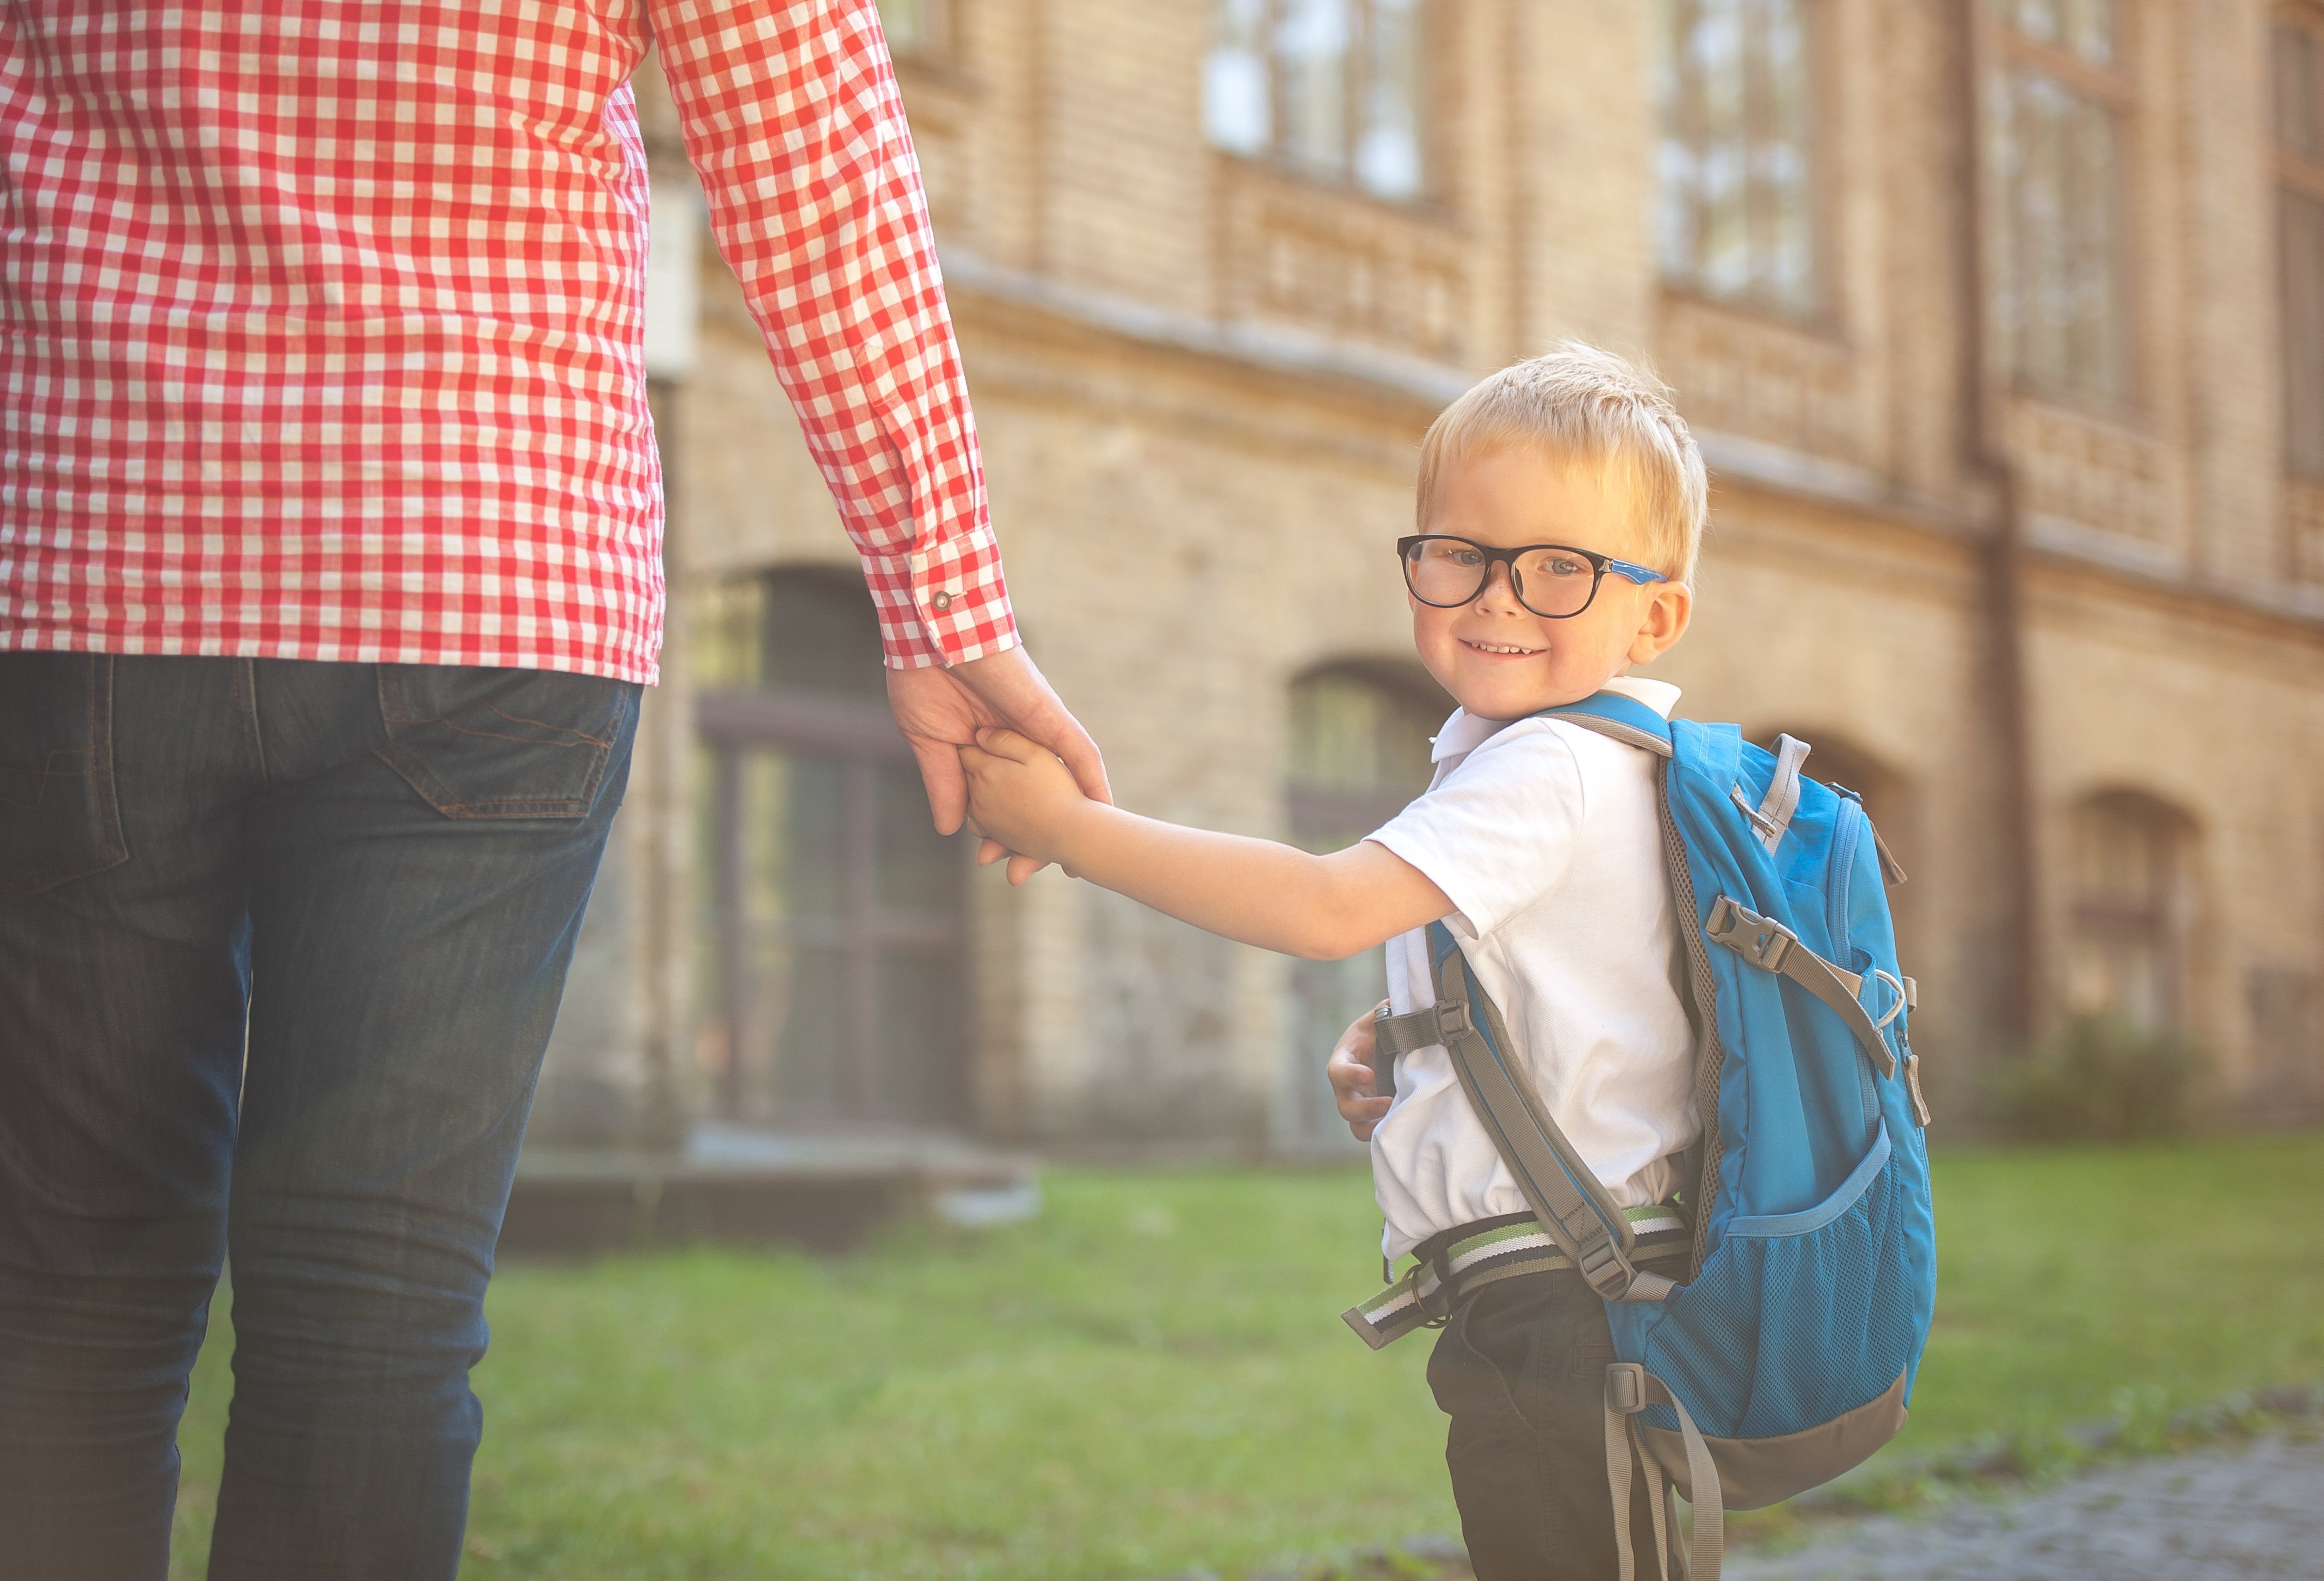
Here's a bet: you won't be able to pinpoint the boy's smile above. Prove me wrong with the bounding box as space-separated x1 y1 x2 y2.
1409 447 1692 721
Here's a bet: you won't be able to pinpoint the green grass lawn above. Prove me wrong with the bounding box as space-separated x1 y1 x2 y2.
168 1132 2324 1579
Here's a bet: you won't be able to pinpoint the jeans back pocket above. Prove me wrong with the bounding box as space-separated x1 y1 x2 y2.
0 653 129 893
375 666 636 820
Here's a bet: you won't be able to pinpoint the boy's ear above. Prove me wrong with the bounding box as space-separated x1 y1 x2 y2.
1627 580 1692 667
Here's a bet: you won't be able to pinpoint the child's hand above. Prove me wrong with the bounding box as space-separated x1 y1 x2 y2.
1327 1001 1393 1140
962 727 1092 883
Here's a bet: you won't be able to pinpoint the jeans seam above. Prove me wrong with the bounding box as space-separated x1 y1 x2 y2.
240 659 270 786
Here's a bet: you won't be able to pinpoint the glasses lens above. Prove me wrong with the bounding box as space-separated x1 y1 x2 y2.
1512 547 1598 617
1404 538 1489 606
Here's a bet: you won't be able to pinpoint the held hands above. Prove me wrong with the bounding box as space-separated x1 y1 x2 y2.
961 727 1094 883
1327 1001 1394 1141
887 647 1110 885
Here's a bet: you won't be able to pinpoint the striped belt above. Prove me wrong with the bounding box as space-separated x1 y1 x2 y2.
1342 1203 1692 1350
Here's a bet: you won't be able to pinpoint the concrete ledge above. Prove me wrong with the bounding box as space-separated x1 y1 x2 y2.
501 1123 1039 1256
939 246 1473 410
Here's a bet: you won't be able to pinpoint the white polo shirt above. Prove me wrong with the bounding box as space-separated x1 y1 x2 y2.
1362 676 1700 1261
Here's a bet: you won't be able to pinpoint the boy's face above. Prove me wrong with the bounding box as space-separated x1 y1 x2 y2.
1408 446 1692 721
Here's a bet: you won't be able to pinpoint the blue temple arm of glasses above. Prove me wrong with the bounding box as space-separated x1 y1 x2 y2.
1604 557 1668 586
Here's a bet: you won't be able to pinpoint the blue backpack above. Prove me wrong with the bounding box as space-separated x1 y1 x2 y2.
1343 693 1938 1580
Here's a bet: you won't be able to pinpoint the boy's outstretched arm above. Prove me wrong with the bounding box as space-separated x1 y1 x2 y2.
962 728 1453 961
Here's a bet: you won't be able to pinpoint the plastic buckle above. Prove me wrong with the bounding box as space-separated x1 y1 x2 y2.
1710 895 1797 974
1578 1236 1632 1301
1747 920 1796 973
1434 999 1472 1042
1605 1361 1647 1416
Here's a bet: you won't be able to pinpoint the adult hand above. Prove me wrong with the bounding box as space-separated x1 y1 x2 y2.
1327 1002 1393 1141
886 645 1110 883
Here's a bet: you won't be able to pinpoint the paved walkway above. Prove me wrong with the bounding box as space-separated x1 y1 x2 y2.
1725 1434 2324 1580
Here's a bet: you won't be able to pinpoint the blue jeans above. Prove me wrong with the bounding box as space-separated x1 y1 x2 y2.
0 654 638 1580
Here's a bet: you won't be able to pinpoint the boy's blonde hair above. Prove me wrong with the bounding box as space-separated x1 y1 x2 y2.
1416 342 1707 586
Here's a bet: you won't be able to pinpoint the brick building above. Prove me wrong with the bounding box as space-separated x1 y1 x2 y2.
532 0 2324 1155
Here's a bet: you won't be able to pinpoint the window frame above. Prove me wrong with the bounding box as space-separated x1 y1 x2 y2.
693 571 973 1130
1656 0 1838 327
1979 0 2142 410
2062 789 2191 1032
1280 660 1447 1150
1206 0 1440 208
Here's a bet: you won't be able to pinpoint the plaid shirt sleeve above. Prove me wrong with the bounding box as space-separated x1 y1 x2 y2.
649 0 1016 669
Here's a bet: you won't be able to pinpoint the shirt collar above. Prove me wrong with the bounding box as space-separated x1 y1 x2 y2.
1429 676 1684 762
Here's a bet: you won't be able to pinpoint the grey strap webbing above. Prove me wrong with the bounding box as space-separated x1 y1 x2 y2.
1701 895 1898 1082
1376 939 1673 1305
1754 734 1812 853
1607 1363 1724 1581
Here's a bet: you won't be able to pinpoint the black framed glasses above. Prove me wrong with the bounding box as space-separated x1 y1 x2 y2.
1396 534 1669 620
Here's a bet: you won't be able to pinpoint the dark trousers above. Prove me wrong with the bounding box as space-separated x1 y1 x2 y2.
0 653 637 1580
1427 1269 1661 1581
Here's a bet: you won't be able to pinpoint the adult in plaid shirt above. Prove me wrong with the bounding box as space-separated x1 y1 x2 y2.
0 4 1105 1576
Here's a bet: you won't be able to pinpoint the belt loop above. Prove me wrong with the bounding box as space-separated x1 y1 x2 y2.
1417 1231 1458 1323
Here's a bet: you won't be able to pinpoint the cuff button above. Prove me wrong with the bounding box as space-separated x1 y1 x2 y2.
931 590 953 612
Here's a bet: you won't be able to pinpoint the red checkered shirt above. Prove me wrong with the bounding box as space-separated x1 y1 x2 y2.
0 1 1014 683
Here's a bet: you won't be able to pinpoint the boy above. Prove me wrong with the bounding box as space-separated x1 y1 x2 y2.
961 343 1707 1579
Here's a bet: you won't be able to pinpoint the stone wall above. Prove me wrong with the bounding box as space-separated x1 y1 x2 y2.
532 0 2324 1148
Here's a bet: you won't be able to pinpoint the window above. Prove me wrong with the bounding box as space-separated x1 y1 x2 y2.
694 569 972 1129
876 0 945 57
1985 0 2131 401
2277 14 2324 475
1658 0 1822 317
1205 0 1428 202
2064 791 2189 1030
1280 663 1448 1147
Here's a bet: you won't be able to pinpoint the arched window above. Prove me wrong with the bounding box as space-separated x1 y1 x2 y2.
1205 0 1430 201
2064 791 2191 1029
694 568 971 1129
1659 0 1825 317
1282 661 1450 1147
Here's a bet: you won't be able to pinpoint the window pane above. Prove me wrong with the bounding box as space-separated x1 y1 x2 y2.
874 949 967 1123
692 575 764 692
875 761 964 914
1356 0 1423 198
2285 191 2324 474
1289 670 1438 794
759 571 888 702
759 941 850 1118
1989 0 2115 65
1287 948 1387 1147
1277 0 1353 176
1989 65 2123 397
744 752 846 923
1206 0 1273 154
1659 0 1818 316
2066 795 2181 1030
877 0 931 53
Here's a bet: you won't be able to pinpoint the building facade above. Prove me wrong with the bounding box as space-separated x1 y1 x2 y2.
532 0 2324 1155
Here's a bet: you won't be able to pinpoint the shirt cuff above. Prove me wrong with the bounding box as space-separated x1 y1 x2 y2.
861 523 1019 670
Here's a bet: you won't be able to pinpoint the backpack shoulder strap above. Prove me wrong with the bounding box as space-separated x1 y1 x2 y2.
1536 692 1675 757
1373 921 1674 1305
